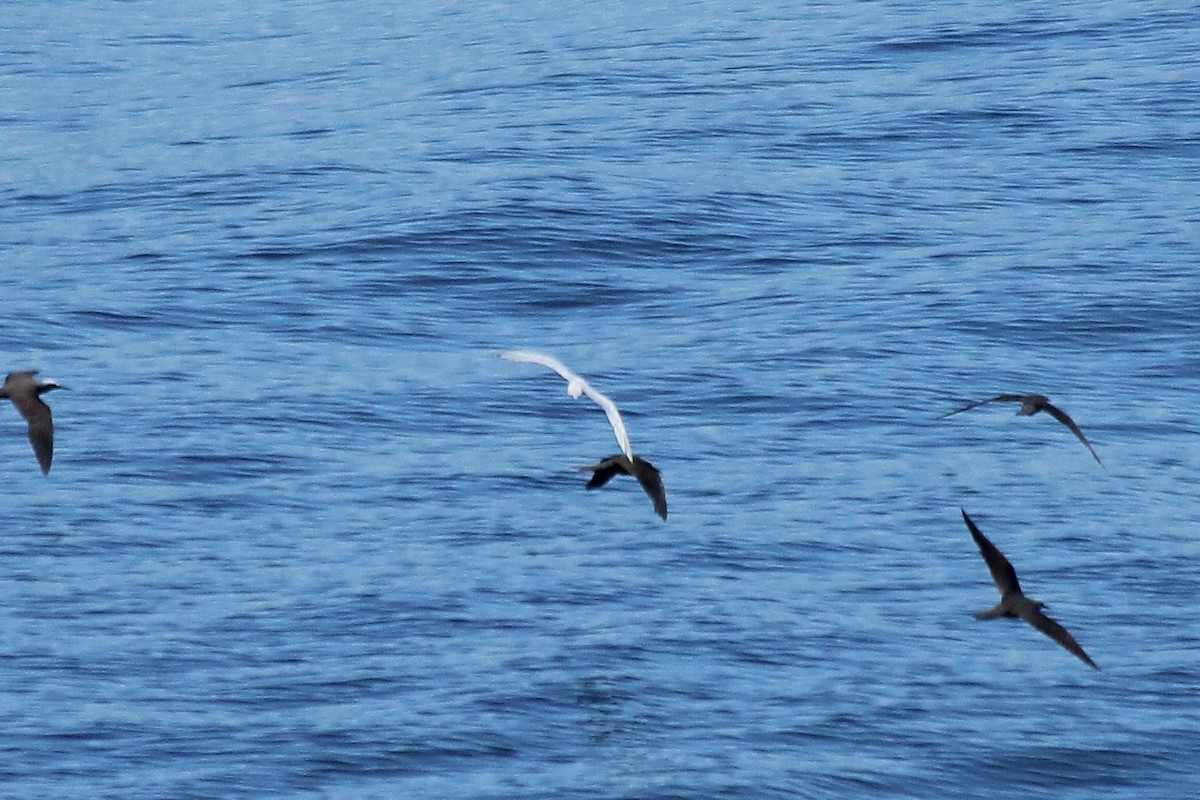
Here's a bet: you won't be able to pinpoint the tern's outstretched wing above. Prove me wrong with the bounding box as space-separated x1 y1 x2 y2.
497 350 586 397
497 350 634 460
2 369 40 386
1041 401 1104 467
576 383 632 462
961 509 1022 597
939 394 1026 419
629 456 667 520
19 397 54 475
1018 605 1100 670
581 456 626 489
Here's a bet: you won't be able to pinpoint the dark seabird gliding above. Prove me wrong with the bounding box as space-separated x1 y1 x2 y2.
961 509 1098 670
579 454 667 521
0 370 65 475
941 393 1103 466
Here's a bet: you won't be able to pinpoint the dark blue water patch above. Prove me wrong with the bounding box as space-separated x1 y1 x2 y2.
11 190 73 205
122 250 181 264
66 309 156 328
127 33 199 47
169 451 309 477
286 127 336 140
23 164 376 228
963 745 1155 794
870 13 1107 56
394 205 746 263
916 105 1059 137
299 735 524 780
53 174 266 215
1061 137 1200 161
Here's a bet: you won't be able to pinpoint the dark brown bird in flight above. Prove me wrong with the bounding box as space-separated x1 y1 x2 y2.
961 509 1098 670
0 370 65 475
941 393 1103 466
580 454 667 520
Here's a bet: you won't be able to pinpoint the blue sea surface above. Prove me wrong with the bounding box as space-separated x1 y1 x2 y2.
2 2 1199 798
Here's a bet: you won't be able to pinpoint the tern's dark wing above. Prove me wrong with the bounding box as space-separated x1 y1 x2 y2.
1018 605 1100 670
630 456 667 521
2 369 40 385
939 394 1027 419
961 509 1021 597
583 455 628 490
13 394 53 474
1041 401 1103 466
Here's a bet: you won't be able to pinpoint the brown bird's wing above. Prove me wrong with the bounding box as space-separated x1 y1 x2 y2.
582 455 628 490
939 394 1027 419
1040 401 1103 466
1017 605 1100 670
961 509 1022 597
630 456 667 521
580 455 667 520
12 394 53 474
2 369 39 387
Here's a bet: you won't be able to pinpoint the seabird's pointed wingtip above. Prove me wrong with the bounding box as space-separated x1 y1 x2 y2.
31 435 52 474
960 508 979 529
1038 608 1101 670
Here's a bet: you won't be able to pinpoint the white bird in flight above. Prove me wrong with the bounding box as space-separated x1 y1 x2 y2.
497 350 633 460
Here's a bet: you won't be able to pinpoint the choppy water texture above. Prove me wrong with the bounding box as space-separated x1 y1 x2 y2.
2 2 1199 798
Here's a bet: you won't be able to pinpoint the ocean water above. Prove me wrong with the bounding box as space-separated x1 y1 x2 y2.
2 2 1199 798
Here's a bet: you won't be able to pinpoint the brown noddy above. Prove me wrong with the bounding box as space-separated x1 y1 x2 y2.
942 393 1103 466
580 454 667 520
0 370 65 475
961 509 1098 670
